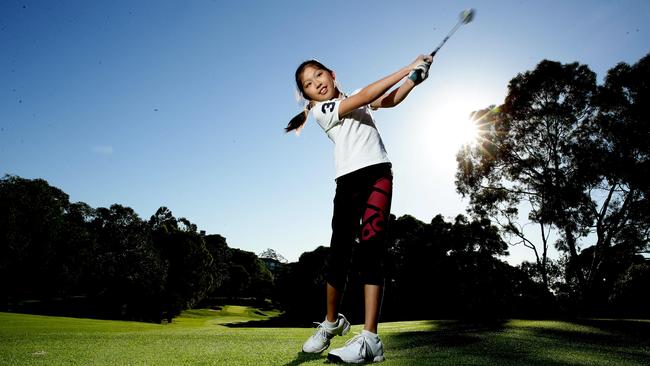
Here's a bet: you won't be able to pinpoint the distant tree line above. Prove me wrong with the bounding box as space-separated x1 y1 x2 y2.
2 172 646 324
0 174 545 323
1 53 647 323
0 175 272 322
272 214 554 325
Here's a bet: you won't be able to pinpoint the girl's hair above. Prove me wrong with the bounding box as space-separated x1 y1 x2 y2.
285 60 334 133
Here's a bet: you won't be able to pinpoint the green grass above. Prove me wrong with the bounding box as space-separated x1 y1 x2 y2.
1 307 649 365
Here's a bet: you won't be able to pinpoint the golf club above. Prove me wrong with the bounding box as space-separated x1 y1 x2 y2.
430 8 475 57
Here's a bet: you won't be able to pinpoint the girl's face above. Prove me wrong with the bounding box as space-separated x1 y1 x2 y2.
300 65 338 102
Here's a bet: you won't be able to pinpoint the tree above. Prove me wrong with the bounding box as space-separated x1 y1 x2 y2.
87 204 167 320
203 234 229 293
0 176 232 322
456 55 650 311
57 201 95 296
609 263 650 317
383 214 536 320
579 54 650 290
220 248 273 300
0 175 71 301
259 248 288 263
149 207 216 319
456 60 598 292
273 246 329 324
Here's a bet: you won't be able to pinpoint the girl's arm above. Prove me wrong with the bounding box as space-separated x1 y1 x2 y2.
369 57 432 110
338 55 429 118
369 79 417 110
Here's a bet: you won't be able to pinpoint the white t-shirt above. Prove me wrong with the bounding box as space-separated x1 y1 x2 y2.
312 90 390 178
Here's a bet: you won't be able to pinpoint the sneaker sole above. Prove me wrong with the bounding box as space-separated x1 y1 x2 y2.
302 345 327 354
302 338 330 354
326 354 385 363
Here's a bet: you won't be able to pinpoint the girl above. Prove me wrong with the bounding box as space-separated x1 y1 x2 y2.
287 54 432 363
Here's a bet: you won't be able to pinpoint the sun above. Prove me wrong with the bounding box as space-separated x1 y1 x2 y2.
401 88 492 173
443 103 481 147
425 96 482 149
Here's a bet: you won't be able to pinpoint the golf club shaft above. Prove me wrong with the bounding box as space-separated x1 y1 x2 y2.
430 19 464 57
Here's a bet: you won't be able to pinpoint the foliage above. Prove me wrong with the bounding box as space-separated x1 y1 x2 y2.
211 247 274 301
0 176 226 322
85 204 166 321
149 207 217 320
273 214 557 323
259 248 288 263
610 263 650 317
383 214 554 320
0 176 72 300
273 246 330 324
455 54 650 314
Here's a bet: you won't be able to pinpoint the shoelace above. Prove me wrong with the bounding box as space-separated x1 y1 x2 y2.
312 321 331 341
344 332 367 355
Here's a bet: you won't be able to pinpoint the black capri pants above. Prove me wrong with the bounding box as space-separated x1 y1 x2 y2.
326 163 393 291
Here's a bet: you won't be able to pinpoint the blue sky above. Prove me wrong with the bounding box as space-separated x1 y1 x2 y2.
2 0 649 263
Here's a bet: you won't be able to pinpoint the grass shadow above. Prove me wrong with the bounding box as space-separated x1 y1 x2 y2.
385 318 650 365
385 319 508 348
221 313 311 328
383 319 538 366
510 318 650 348
281 351 324 366
226 316 650 365
574 318 650 340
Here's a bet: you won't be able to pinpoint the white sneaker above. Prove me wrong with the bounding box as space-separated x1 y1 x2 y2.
327 330 385 363
302 313 351 353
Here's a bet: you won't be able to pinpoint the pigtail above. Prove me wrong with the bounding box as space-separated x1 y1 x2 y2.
285 109 308 134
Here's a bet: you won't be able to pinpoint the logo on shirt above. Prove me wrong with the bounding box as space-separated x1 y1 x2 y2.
321 102 335 114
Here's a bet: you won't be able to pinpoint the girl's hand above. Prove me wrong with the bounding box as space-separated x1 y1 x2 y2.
407 55 433 85
408 62 431 85
408 55 433 70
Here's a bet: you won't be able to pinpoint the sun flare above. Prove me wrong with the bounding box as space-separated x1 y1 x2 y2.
401 87 495 173
425 96 482 149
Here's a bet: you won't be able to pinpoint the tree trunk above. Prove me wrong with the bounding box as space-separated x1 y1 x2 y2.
563 226 586 291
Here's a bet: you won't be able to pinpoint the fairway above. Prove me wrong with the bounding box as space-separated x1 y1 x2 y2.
1 307 649 365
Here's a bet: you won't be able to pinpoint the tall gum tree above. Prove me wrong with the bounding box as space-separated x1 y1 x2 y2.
456 55 649 307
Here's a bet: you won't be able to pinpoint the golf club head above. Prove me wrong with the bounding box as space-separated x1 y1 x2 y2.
430 8 476 58
460 8 475 24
